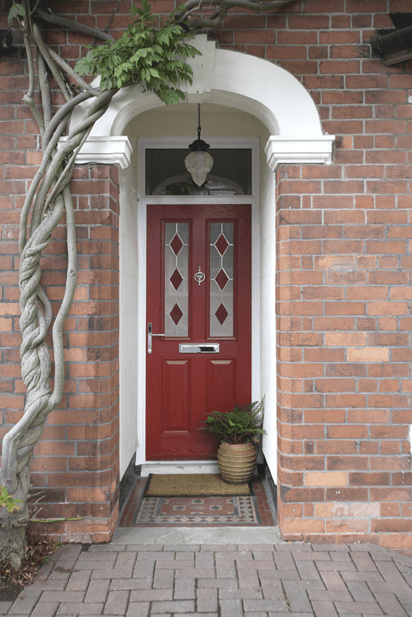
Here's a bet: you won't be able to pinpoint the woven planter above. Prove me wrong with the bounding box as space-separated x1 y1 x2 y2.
217 441 257 484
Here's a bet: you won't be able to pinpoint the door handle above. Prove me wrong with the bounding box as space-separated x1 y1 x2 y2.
148 322 165 354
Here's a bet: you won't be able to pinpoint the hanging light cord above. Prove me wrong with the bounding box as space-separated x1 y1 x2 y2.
197 103 201 141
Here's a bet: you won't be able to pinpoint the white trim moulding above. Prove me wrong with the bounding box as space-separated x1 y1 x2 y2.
59 136 133 169
265 135 335 170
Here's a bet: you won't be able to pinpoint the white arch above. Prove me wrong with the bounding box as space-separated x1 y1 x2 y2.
69 35 334 169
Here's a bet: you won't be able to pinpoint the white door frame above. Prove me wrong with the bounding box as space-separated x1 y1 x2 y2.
135 136 260 466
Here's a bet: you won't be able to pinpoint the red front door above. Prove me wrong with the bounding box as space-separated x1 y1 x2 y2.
146 204 251 460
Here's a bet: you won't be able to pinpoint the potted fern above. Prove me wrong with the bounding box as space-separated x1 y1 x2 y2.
202 400 266 484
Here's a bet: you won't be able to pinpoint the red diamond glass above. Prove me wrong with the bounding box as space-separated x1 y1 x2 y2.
215 304 228 325
170 234 183 255
215 269 229 290
215 234 229 255
170 269 183 290
170 303 183 325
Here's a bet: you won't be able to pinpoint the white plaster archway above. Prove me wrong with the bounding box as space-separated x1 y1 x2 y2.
70 35 334 169
68 40 335 482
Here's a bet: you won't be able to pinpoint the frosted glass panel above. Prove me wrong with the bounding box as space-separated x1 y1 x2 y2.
210 222 234 337
165 223 189 336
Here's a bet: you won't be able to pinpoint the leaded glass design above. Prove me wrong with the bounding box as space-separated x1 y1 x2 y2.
165 223 189 336
210 223 234 337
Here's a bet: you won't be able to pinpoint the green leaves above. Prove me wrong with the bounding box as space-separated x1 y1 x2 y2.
0 487 22 513
201 401 266 445
8 2 26 25
74 1 201 105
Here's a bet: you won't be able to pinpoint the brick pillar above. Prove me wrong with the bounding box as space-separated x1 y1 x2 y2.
276 163 412 552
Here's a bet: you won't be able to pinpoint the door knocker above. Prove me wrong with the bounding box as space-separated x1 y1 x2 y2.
194 266 206 285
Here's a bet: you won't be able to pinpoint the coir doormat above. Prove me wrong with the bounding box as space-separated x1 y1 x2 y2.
146 473 251 496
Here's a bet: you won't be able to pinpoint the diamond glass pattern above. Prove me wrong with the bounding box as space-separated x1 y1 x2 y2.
170 234 183 255
165 223 188 336
210 222 234 337
170 269 183 291
215 304 228 325
215 233 229 255
215 269 229 291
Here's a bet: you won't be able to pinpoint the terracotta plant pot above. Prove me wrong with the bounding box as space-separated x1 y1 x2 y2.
217 441 257 484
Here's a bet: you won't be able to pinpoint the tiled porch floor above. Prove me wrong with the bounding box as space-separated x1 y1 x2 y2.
119 476 275 527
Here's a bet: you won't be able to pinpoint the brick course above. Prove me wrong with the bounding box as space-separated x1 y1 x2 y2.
1 0 412 548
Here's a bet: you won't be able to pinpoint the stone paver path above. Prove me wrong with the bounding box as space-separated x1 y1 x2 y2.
1 542 412 616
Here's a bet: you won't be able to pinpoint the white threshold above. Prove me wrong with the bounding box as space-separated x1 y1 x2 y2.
140 460 219 477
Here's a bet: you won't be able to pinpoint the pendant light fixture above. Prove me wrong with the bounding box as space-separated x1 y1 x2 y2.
185 104 214 187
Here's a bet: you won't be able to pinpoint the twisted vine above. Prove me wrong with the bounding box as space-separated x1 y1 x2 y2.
1 0 300 567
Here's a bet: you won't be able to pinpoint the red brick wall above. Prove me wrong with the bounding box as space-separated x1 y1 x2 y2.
1 0 412 548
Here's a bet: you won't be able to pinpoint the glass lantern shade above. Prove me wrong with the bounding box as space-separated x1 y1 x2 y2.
185 150 214 187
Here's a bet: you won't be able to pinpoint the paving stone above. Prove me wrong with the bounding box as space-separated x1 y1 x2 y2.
346 581 376 603
294 560 321 581
273 553 295 571
156 560 193 570
334 601 383 614
125 603 150 617
9 590 42 614
41 592 85 603
260 579 285 600
0 601 12 614
174 578 196 599
126 545 164 552
30 580 67 591
57 603 103 614
237 568 260 588
238 560 275 571
50 562 77 579
104 591 129 615
110 579 152 591
312 545 349 552
216 560 237 578
276 544 312 552
175 568 215 580
220 598 243 617
375 561 406 584
55 546 83 562
150 600 195 613
197 588 218 612
253 552 274 562
74 560 115 571
310 601 339 617
175 552 195 561
243 599 289 612
126 602 150 617
350 553 378 572
319 571 346 591
66 570 92 591
133 560 155 579
201 545 237 552
113 552 137 576
84 580 110 603
316 562 357 572
153 569 175 588
77 553 118 562
283 580 312 613
89 545 126 553
30 602 59 617
129 589 173 602
373 592 408 616
195 552 214 569
197 579 238 589
341 570 385 583
219 589 263 600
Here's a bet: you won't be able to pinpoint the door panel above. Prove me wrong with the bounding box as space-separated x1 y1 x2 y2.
146 204 251 460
